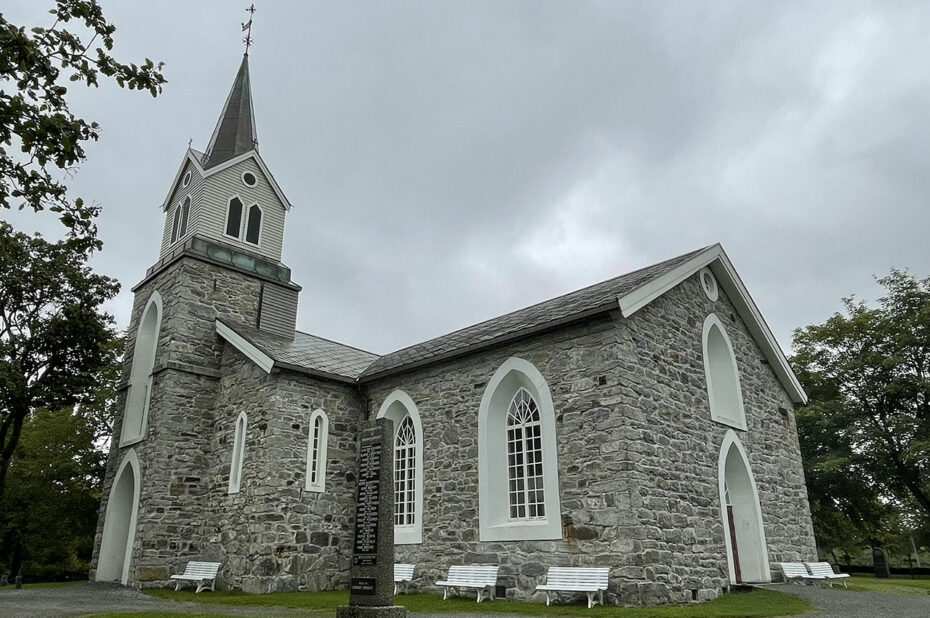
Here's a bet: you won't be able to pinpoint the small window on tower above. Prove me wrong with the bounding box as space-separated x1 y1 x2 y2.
225 197 243 238
242 171 257 187
245 204 261 245
171 196 191 244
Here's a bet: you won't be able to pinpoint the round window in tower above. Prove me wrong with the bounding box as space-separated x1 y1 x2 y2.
182 171 192 187
242 172 257 187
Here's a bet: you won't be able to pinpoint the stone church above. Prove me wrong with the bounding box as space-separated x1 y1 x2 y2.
91 54 817 605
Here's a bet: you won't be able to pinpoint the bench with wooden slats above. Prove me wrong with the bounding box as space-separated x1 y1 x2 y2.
394 563 415 594
804 562 850 588
535 566 610 609
435 565 499 602
776 562 824 585
169 561 221 593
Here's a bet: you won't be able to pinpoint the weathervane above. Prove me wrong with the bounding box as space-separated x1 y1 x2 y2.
242 4 256 55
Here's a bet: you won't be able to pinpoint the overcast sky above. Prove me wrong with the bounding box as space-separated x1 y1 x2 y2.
6 1 930 355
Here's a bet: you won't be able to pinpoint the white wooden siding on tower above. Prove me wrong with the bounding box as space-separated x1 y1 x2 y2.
160 160 205 258
199 157 286 262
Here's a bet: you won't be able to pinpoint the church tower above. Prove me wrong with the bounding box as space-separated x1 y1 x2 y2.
92 53 302 586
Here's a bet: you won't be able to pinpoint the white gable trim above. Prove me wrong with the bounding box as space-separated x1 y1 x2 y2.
215 320 274 373
159 150 293 212
617 244 807 405
159 149 203 211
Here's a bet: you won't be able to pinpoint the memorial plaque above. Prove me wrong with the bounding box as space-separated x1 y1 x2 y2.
338 419 406 618
353 436 381 557
351 578 377 595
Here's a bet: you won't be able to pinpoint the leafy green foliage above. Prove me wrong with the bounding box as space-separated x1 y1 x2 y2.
0 1 165 246
0 221 120 503
793 269 930 550
0 369 119 580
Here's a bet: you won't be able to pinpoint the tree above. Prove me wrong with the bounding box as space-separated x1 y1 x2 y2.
0 1 165 246
0 221 120 502
0 366 119 580
792 269 930 541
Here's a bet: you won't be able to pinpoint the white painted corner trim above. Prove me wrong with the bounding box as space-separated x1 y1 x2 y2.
616 244 807 404
215 320 274 373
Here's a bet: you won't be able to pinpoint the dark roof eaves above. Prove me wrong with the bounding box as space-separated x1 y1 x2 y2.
358 300 619 382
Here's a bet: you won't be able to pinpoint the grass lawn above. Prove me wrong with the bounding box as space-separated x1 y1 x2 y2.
86 586 814 617
845 574 930 595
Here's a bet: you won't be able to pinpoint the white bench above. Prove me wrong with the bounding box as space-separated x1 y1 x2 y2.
394 563 415 594
776 562 824 585
805 562 850 588
170 561 221 593
535 566 610 609
435 565 499 602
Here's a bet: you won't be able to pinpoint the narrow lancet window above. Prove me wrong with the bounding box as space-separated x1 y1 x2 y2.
394 415 416 526
245 204 261 245
229 412 247 494
506 388 545 519
171 196 190 244
225 197 243 238
305 410 328 492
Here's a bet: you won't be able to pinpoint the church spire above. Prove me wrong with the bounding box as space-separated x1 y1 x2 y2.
202 53 258 169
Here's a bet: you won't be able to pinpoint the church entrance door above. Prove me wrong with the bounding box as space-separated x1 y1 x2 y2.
96 452 141 584
719 433 770 583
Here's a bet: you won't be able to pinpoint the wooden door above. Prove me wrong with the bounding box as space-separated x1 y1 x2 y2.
727 505 742 583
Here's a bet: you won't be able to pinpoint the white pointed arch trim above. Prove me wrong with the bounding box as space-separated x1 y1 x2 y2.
305 409 329 492
120 291 162 447
228 411 248 494
702 314 747 431
718 430 771 583
376 390 423 544
96 449 141 585
478 357 562 541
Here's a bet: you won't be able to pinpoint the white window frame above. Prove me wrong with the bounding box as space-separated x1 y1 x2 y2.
244 203 263 247
171 195 191 245
120 292 162 447
506 388 547 520
241 170 258 187
702 314 747 430
305 409 328 492
478 357 562 541
376 390 423 544
224 194 245 241
228 411 247 494
393 415 417 527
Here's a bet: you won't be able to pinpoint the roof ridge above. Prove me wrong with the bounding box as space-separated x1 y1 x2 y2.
293 328 380 357
378 245 712 358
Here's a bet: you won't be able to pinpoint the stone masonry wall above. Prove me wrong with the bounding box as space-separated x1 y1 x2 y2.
363 272 816 606
204 345 364 593
92 256 265 585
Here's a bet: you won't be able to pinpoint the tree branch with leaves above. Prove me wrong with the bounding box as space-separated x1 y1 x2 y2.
0 0 166 248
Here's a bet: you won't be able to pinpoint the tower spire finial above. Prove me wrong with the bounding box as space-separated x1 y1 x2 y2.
242 4 256 55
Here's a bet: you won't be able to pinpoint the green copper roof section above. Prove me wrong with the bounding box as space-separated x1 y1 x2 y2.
203 54 258 169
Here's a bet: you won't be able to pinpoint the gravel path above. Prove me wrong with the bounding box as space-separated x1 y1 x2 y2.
3 581 929 617
770 582 930 618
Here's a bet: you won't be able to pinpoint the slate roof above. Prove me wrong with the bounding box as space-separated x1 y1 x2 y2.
358 245 711 380
219 246 712 383
222 320 379 381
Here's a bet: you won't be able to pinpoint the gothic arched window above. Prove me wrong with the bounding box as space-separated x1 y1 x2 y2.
376 390 423 544
394 415 417 527
225 197 243 238
478 357 561 541
228 411 247 494
702 314 747 430
506 388 545 519
120 292 162 446
245 204 262 245
305 409 328 492
171 196 190 244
